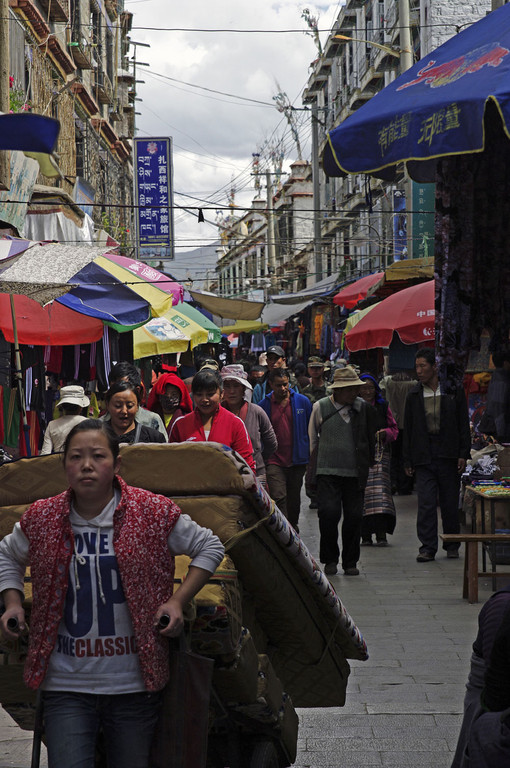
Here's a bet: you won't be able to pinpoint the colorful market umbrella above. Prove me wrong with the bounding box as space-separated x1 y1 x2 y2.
333 273 385 309
57 262 151 329
0 239 151 328
133 306 209 358
94 253 183 316
323 4 510 181
345 280 435 351
0 241 118 455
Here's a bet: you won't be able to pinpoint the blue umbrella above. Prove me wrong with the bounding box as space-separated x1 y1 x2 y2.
323 4 510 181
57 261 151 329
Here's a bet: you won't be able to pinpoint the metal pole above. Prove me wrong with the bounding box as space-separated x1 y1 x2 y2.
398 0 413 259
312 104 322 282
266 171 277 292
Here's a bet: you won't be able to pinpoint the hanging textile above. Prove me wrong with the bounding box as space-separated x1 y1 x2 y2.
45 345 63 376
313 309 324 348
18 410 40 458
435 103 510 391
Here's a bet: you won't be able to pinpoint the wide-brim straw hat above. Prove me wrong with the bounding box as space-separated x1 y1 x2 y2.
329 365 365 389
56 385 90 408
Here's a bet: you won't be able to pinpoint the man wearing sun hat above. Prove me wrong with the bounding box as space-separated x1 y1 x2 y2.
309 366 378 576
221 364 278 486
40 385 89 454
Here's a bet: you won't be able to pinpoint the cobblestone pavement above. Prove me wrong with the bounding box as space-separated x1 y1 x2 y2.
293 491 500 768
0 491 504 767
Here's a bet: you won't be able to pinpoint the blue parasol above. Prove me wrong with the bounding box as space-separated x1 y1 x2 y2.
323 4 510 181
57 261 151 328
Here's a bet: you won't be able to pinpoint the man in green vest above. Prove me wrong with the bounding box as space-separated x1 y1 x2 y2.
309 366 377 576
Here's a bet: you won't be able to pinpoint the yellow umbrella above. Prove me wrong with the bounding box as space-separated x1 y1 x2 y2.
342 303 379 350
94 254 178 318
344 303 379 334
133 306 209 358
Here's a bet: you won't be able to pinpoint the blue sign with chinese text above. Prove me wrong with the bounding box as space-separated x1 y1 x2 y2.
134 137 174 258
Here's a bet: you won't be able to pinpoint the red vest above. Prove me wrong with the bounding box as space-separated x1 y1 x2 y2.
20 476 181 691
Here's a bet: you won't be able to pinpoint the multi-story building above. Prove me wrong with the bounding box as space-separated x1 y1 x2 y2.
303 0 491 283
3 0 136 245
216 160 314 298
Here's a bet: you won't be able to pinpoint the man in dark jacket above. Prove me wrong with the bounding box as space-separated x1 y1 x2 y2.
403 347 471 563
309 366 377 577
259 368 312 532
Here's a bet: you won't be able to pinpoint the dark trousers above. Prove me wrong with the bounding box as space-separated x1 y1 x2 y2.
415 441 460 555
266 464 306 529
391 431 414 495
316 475 363 569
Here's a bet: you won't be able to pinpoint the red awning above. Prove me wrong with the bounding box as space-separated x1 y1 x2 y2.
345 280 435 351
0 294 104 346
333 272 385 309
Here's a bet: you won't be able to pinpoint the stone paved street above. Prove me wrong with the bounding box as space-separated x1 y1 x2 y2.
293 491 500 768
0 491 505 767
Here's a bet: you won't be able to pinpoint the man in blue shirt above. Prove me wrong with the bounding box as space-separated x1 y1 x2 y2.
259 368 312 532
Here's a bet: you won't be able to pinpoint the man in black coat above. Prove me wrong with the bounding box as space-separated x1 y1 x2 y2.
403 347 471 563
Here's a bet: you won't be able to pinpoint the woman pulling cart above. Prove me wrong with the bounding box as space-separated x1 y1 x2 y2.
0 419 224 768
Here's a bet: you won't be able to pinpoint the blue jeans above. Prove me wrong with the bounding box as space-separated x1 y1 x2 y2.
42 690 162 768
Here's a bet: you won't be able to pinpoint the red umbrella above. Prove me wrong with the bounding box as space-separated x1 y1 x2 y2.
0 294 104 346
333 272 385 309
345 280 435 351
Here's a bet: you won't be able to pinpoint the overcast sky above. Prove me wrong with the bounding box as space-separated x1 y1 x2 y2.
125 1 340 280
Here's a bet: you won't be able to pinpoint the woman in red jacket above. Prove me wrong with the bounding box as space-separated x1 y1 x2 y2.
169 369 256 472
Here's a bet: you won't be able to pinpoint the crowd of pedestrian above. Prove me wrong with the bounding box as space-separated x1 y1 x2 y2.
31 344 475 574
5 339 509 766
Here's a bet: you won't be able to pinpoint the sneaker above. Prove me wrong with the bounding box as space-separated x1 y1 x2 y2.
361 538 373 546
344 567 360 576
324 562 338 575
376 539 388 547
416 552 435 562
447 550 460 559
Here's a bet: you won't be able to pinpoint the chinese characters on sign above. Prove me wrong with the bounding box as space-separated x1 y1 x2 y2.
134 137 174 261
378 112 412 157
411 182 435 260
417 103 461 146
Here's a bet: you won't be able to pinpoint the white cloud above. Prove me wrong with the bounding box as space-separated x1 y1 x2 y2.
126 1 339 266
